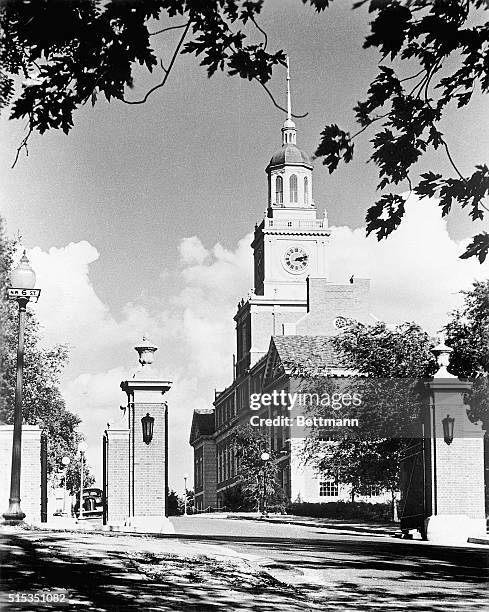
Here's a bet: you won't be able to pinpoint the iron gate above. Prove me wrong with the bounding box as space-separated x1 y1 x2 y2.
399 438 428 538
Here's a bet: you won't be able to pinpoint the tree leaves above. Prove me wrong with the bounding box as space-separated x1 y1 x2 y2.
312 0 489 262
364 1 412 59
0 222 89 482
2 0 488 261
302 321 437 495
415 165 489 234
460 232 489 263
365 193 405 240
304 0 334 11
315 124 354 173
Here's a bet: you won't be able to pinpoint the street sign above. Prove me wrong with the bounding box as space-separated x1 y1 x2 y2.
7 288 41 302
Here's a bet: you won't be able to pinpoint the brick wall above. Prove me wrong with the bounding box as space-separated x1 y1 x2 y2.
250 305 306 364
296 277 371 336
0 425 41 523
427 380 486 521
435 436 485 518
105 428 129 523
132 402 167 517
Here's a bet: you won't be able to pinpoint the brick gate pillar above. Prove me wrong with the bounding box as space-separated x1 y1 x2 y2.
120 336 173 533
424 340 486 544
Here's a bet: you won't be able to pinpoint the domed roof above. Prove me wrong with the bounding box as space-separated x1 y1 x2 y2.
268 143 312 169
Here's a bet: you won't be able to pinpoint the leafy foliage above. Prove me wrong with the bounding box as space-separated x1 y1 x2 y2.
232 424 287 512
302 322 438 498
444 280 489 429
445 280 489 378
0 0 284 139
331 320 438 378
1 1 488 259
0 219 92 491
167 489 184 515
313 0 489 261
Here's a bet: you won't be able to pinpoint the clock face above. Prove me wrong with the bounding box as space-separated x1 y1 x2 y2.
283 246 309 273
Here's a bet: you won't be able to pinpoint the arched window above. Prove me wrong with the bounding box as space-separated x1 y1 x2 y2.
275 176 283 204
304 176 309 205
290 174 298 203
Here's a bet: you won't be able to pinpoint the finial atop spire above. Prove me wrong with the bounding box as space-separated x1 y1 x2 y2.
286 56 292 122
282 56 297 146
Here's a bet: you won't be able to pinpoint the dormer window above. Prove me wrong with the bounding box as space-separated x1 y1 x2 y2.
275 176 283 204
290 174 297 203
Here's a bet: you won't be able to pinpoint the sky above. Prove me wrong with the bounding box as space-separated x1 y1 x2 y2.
1 0 488 491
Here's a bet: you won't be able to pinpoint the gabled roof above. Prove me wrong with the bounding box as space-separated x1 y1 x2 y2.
189 409 215 446
267 335 345 380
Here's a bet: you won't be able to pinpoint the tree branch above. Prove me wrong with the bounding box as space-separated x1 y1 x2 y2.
11 121 33 169
399 69 424 83
423 59 442 102
255 79 308 118
350 112 389 141
123 21 191 105
149 23 189 37
250 16 268 49
442 140 466 182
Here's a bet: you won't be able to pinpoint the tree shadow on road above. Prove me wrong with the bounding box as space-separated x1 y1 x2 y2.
0 532 315 612
170 533 489 611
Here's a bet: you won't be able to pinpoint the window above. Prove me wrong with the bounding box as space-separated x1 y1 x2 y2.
304 177 309 205
275 176 283 204
319 480 339 497
365 485 383 497
290 174 298 203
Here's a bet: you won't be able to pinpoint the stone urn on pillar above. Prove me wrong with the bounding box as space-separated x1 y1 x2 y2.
424 339 486 544
120 335 174 534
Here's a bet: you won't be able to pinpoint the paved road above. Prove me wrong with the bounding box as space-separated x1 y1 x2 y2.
169 516 489 611
1 517 488 611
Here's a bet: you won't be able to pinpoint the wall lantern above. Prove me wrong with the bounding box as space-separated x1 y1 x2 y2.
141 413 155 444
442 414 455 445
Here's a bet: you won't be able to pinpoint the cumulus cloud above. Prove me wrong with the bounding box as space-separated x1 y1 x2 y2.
25 196 489 487
28 241 155 353
328 195 489 332
178 235 209 265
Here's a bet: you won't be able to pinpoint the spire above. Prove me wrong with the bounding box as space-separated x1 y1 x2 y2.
286 56 292 122
282 55 296 146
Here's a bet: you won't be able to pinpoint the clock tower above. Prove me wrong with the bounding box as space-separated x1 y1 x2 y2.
235 59 331 376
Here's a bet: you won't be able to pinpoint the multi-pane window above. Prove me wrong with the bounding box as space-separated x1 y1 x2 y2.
365 485 383 497
304 177 309 205
319 480 339 497
275 176 283 204
289 174 298 203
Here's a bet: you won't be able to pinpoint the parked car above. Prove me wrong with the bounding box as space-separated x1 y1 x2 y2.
73 487 103 518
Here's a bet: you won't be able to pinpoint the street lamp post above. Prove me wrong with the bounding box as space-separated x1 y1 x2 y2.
61 456 70 516
260 452 270 517
183 473 189 516
77 441 88 520
2 252 40 524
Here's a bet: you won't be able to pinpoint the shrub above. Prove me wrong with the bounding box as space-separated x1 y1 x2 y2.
288 501 392 522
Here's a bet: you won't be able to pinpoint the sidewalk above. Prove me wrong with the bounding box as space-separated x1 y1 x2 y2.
225 513 399 538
